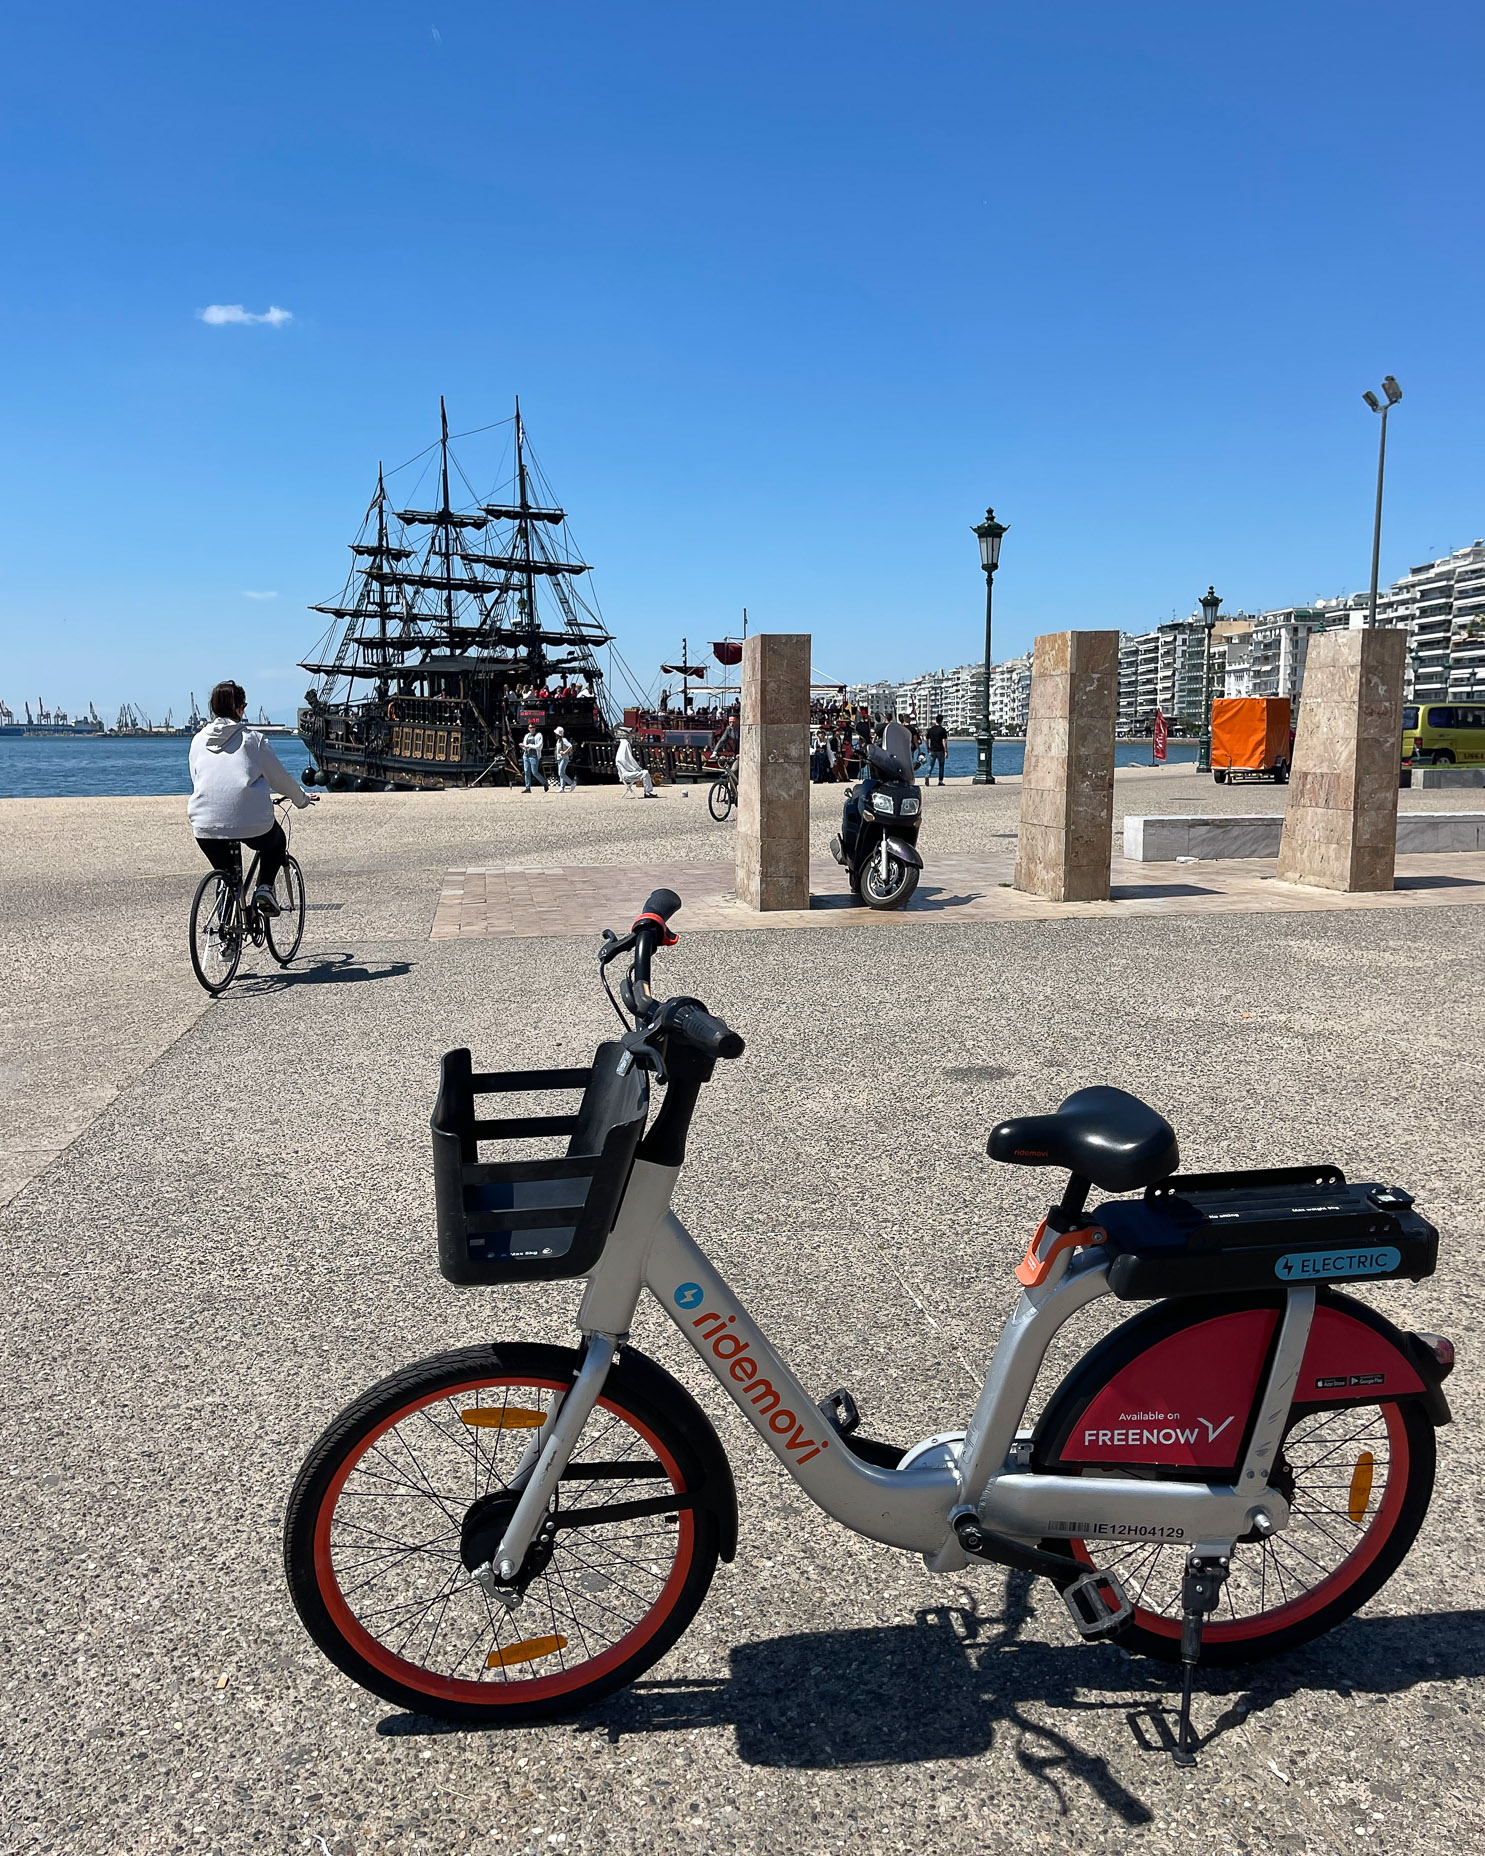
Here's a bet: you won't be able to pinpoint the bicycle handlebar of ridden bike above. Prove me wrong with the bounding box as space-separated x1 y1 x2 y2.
619 889 745 1061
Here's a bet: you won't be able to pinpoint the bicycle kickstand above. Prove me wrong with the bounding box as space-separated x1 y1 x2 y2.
1173 1546 1231 1768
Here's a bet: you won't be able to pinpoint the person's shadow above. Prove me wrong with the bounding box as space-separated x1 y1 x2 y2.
378 1587 1485 1820
236 951 413 992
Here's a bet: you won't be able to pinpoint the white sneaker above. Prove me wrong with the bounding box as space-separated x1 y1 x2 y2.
253 883 282 917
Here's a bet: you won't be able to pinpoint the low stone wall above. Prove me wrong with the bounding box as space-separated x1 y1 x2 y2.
1124 812 1485 861
1410 766 1485 789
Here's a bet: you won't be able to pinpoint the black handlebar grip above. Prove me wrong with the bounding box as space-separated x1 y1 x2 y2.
639 888 683 925
671 1000 745 1061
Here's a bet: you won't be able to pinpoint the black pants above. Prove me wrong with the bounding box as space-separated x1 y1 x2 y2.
197 823 287 892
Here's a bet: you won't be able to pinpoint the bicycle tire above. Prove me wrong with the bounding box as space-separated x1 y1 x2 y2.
266 855 306 964
1035 1300 1437 1667
708 778 735 822
189 871 242 995
284 1343 722 1723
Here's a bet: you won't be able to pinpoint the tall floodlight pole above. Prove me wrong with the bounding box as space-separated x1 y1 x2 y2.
972 508 1007 784
1362 376 1403 628
1196 585 1221 772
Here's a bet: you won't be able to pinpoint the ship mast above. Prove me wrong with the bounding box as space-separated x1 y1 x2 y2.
440 399 457 646
514 396 540 670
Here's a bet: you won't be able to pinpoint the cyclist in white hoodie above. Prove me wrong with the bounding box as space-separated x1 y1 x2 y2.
188 681 316 915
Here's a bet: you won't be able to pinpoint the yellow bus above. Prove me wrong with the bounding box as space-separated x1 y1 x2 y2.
1402 702 1485 765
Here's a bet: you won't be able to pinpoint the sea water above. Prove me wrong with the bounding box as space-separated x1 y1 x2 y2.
0 733 1197 800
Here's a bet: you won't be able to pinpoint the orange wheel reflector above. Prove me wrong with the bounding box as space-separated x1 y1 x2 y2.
1348 1450 1376 1524
486 1634 567 1669
460 1408 546 1430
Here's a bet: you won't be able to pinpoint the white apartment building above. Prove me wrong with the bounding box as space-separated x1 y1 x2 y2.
1375 541 1485 703
987 654 1032 736
1118 630 1161 734
1220 609 1331 702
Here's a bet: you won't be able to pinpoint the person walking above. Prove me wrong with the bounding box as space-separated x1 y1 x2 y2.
614 727 656 797
925 714 948 786
520 723 547 793
188 680 317 913
554 726 577 792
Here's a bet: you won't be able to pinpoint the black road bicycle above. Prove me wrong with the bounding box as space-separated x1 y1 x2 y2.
707 760 738 822
189 797 309 995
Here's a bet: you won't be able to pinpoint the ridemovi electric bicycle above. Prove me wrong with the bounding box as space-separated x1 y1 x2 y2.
285 888 1453 1764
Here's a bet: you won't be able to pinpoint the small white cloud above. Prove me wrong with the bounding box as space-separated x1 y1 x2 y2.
199 304 293 327
431 25 442 43
242 589 279 600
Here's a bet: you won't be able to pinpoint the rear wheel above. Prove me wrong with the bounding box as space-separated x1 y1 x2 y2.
266 855 306 964
708 777 735 821
1047 1399 1435 1666
284 1345 721 1722
189 871 242 995
1434 750 1455 766
861 854 919 910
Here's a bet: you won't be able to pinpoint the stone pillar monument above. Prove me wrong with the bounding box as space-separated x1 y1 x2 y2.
737 632 811 911
1277 627 1407 892
1013 630 1119 903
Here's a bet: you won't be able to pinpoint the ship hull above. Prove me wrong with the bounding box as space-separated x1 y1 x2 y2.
297 688 618 790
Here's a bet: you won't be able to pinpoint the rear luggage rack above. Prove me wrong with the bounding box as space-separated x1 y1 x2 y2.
431 1042 648 1285
1096 1169 1438 1300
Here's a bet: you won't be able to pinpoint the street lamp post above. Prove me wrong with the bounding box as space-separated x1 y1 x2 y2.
972 507 1007 784
1195 585 1221 773
1362 376 1403 628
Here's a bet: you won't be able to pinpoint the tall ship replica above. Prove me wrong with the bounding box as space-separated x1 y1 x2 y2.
297 400 620 789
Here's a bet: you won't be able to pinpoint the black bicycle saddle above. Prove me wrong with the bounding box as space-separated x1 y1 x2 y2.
988 1087 1178 1194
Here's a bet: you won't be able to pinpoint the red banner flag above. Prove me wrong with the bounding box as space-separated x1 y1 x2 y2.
1152 708 1168 763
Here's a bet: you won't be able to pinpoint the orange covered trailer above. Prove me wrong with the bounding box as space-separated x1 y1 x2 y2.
1210 696 1292 784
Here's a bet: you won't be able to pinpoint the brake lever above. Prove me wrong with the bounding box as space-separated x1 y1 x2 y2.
598 928 636 970
615 1025 668 1086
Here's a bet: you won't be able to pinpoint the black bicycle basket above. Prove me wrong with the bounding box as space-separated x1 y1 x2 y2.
431 1041 649 1285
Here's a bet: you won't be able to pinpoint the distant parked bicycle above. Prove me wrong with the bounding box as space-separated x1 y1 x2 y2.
707 758 738 822
189 797 309 994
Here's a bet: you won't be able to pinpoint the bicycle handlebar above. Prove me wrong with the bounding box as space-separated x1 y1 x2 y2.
665 999 745 1061
604 889 744 1062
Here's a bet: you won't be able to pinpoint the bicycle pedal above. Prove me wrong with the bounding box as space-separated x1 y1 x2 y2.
1062 1567 1132 1639
818 1388 861 1435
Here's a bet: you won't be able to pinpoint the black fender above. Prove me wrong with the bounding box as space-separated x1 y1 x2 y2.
606 1343 739 1561
884 835 923 869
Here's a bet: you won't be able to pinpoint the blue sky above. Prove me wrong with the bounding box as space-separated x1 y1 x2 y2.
2 1 1481 720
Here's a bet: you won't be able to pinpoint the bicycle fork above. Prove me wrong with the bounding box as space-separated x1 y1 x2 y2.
474 1331 619 1591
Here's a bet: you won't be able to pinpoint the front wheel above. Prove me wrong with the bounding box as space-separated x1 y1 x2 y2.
266 855 306 964
1048 1398 1435 1666
284 1344 722 1723
189 871 242 994
708 777 735 822
861 853 919 910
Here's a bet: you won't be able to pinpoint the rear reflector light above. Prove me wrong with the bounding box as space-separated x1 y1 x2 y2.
1415 1332 1455 1375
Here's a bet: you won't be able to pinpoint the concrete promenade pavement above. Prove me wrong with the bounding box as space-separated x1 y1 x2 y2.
3 772 1485 1855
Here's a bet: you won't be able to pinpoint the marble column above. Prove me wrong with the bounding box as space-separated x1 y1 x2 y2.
737 633 811 911
1277 627 1407 892
1013 630 1119 903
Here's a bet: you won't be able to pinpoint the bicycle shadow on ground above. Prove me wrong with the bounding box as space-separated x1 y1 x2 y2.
233 951 414 993
379 1591 1485 1823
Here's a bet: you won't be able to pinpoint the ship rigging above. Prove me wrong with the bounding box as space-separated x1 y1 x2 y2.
297 400 625 789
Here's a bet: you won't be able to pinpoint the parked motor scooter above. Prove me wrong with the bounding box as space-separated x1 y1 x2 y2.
829 721 923 909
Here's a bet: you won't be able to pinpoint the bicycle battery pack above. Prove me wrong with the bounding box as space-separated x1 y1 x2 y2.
1091 1166 1438 1300
431 1042 648 1285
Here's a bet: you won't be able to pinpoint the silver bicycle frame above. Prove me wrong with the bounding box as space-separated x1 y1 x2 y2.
492 1157 1302 1576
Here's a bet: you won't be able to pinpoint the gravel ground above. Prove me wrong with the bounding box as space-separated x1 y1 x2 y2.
3 777 1484 1855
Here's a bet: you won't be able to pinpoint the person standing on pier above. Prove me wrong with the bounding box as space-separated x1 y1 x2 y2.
520 722 547 793
925 714 948 786
554 726 576 792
